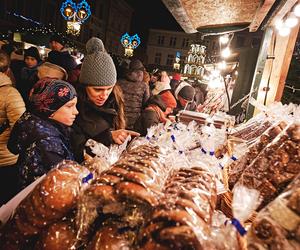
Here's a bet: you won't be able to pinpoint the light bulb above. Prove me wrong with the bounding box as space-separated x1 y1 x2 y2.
285 13 298 28
275 19 284 30
218 61 226 70
294 4 300 17
279 26 291 36
219 35 229 44
221 47 231 58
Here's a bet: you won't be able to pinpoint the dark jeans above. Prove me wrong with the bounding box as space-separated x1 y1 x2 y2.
0 164 19 206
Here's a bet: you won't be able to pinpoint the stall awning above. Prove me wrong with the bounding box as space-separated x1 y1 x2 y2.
162 0 277 33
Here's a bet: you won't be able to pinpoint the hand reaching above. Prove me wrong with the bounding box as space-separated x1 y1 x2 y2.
111 129 140 144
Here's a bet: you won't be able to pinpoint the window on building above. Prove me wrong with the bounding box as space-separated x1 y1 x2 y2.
157 36 165 45
166 54 174 65
252 38 261 48
154 52 162 64
236 36 245 48
169 37 176 47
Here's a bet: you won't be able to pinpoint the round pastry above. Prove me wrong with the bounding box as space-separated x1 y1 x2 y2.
40 161 87 214
87 225 131 250
35 221 77 250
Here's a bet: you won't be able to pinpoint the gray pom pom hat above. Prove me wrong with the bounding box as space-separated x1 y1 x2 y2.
79 37 117 86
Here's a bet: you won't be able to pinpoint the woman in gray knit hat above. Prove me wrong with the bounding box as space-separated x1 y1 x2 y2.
71 37 139 163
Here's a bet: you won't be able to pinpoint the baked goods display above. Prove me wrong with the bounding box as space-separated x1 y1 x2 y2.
236 123 300 209
247 173 300 250
137 167 217 249
0 104 300 250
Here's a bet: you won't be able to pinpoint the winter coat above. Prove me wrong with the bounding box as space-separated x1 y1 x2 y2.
71 91 119 163
17 64 40 108
0 73 26 167
117 75 150 130
7 112 75 188
134 95 167 136
134 110 159 136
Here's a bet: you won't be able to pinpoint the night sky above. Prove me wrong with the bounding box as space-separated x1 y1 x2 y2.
124 0 183 47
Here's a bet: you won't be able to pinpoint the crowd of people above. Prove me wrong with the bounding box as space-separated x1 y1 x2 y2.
0 35 206 205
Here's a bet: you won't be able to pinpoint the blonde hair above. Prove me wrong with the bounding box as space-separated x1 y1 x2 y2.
112 84 126 129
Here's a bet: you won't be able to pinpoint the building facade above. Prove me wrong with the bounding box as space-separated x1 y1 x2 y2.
146 28 262 73
146 29 198 72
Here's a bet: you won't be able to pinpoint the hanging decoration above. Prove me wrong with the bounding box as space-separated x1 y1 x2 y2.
60 0 91 36
120 33 141 57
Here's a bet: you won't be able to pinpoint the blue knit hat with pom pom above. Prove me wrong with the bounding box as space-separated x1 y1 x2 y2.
79 37 117 86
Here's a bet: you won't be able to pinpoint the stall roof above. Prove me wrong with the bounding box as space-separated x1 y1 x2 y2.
162 0 278 33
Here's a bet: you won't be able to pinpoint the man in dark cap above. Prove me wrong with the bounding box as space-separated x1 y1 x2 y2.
47 34 77 80
117 59 150 130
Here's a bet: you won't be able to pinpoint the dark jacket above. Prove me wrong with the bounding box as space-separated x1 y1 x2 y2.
71 91 118 163
17 64 40 108
134 110 159 136
134 95 166 136
117 74 150 130
8 112 74 188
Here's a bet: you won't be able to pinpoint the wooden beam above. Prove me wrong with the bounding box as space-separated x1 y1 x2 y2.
275 24 300 101
246 27 274 120
249 0 276 32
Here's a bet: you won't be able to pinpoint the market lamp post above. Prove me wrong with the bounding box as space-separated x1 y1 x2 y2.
60 0 91 36
120 33 141 57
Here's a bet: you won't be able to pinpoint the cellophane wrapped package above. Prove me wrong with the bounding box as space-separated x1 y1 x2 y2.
247 173 300 250
0 160 91 249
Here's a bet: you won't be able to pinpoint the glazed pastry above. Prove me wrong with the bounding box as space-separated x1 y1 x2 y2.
237 123 300 209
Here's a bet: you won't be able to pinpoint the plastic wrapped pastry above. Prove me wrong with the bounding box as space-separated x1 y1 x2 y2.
247 173 300 250
237 123 300 210
138 167 217 249
228 121 287 189
0 160 90 249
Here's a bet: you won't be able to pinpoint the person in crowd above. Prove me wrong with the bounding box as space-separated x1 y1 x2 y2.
170 72 181 92
149 68 161 91
37 62 68 81
0 50 26 205
152 71 171 95
134 95 174 136
173 81 197 114
18 46 42 108
1 43 24 85
47 34 77 83
8 78 78 188
117 59 150 130
71 37 139 163
159 90 177 116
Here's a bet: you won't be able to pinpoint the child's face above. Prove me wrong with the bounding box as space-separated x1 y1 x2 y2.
25 56 38 68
